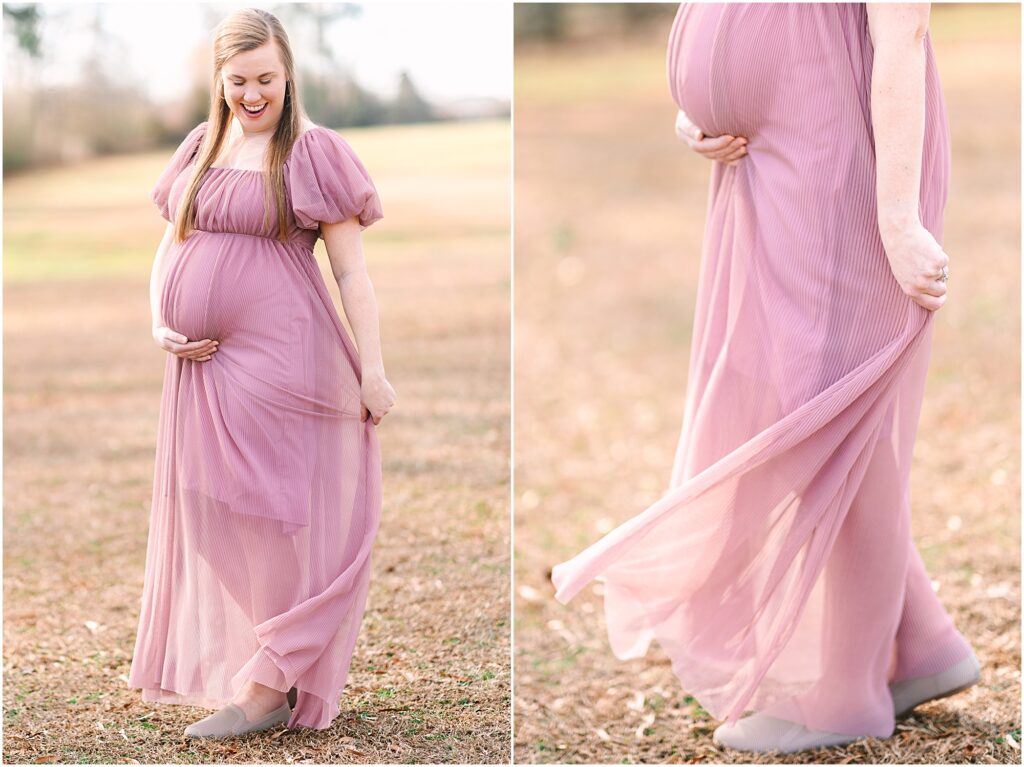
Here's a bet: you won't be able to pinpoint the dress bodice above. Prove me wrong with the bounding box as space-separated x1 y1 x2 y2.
151 121 383 247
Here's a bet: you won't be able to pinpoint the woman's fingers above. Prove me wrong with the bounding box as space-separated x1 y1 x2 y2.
719 145 748 163
915 292 946 311
172 338 219 360
913 276 948 301
185 344 217 359
716 138 748 159
675 112 751 166
364 405 389 425
694 134 736 154
912 267 950 309
155 327 221 361
709 140 749 166
694 135 748 162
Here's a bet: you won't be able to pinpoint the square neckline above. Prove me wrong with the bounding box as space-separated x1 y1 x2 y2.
206 124 321 172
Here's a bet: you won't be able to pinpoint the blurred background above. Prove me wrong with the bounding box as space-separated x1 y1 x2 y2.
4 2 509 170
4 3 510 763
514 3 1020 765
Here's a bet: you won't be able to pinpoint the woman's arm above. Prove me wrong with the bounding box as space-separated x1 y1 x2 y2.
321 218 395 424
867 2 949 311
867 3 930 234
150 223 175 333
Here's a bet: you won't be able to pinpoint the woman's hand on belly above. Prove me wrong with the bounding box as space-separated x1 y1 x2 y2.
153 324 220 362
675 109 748 167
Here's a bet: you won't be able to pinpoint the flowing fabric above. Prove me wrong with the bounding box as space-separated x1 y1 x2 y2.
127 121 384 730
551 3 975 738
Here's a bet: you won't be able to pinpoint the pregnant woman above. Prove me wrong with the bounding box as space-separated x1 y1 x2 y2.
126 8 395 738
552 3 980 754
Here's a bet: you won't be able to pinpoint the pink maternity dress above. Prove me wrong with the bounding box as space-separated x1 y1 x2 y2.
551 3 975 738
127 120 384 731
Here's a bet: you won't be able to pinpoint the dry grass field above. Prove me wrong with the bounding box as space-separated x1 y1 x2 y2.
513 5 1020 764
3 119 511 763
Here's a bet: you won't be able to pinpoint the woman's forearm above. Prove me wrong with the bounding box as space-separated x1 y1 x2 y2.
337 269 386 375
867 3 931 238
150 225 175 331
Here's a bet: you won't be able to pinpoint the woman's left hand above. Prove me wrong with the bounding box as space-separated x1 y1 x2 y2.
360 369 396 425
879 219 950 312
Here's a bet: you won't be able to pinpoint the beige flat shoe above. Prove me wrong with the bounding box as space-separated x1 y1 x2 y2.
712 712 862 753
891 651 981 718
183 700 291 738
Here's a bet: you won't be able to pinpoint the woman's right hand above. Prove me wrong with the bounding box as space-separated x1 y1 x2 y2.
674 109 748 166
152 325 219 361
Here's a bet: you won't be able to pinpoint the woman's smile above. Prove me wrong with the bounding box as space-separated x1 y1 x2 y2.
240 101 268 118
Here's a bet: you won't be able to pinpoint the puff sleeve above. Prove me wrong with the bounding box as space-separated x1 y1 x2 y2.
287 128 383 233
151 121 207 222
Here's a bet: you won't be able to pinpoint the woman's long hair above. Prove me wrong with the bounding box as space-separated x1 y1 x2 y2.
174 8 306 244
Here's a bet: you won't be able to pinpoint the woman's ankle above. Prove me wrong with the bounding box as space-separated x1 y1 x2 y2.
232 680 288 708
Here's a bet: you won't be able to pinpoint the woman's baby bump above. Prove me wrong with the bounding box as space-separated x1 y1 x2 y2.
160 237 223 343
160 233 302 351
667 3 786 142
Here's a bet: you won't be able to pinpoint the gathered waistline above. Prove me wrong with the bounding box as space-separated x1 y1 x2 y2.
187 227 316 249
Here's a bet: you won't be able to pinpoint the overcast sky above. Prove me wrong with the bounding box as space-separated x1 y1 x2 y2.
20 2 512 104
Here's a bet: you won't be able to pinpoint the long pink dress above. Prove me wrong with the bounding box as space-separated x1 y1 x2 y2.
551 3 975 738
127 121 384 731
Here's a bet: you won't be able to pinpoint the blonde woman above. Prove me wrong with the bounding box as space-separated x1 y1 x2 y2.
127 8 395 738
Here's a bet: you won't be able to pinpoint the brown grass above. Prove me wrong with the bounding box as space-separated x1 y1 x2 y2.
3 119 511 764
513 6 1020 764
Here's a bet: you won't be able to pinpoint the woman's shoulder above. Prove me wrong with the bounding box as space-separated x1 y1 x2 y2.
285 117 382 229
297 116 319 137
175 120 208 163
162 120 208 169
287 120 359 167
293 119 345 147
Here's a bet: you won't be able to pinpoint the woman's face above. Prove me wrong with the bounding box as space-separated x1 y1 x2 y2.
221 41 287 134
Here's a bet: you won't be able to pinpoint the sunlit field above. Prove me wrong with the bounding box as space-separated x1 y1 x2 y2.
4 118 511 764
